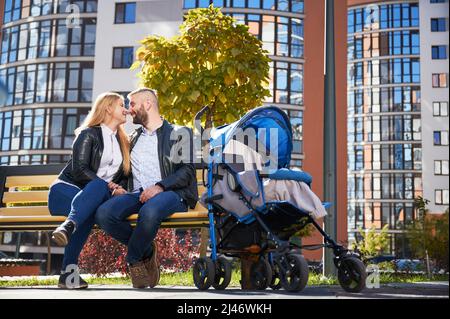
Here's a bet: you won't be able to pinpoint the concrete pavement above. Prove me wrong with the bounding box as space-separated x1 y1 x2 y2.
0 282 448 299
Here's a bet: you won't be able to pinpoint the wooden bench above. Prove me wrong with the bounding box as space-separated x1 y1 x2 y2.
0 164 209 267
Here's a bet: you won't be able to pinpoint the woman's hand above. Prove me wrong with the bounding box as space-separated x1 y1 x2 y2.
108 182 120 191
112 186 127 196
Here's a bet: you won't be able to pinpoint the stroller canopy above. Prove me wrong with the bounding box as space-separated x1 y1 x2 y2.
209 106 293 172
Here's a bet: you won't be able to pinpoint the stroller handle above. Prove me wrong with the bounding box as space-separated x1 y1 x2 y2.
194 106 210 136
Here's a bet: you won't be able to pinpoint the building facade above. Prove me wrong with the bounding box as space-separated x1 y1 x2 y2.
419 0 449 214
0 0 97 165
347 0 449 256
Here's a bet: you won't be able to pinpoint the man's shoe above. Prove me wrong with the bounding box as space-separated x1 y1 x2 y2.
129 261 151 289
58 272 88 289
143 242 160 288
52 220 76 246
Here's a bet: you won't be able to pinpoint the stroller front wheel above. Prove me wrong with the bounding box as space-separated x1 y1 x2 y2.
212 257 232 290
193 257 215 290
279 254 309 292
337 256 367 293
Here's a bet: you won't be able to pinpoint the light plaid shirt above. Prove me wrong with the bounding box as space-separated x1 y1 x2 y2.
131 127 162 192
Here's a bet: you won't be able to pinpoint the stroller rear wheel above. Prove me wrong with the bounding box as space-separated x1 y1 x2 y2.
279 254 309 292
337 256 367 293
250 257 272 290
193 257 215 290
213 257 232 290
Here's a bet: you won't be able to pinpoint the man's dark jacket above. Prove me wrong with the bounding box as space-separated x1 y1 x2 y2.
126 120 198 209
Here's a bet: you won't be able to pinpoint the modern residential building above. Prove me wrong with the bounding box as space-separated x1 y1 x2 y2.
419 0 449 214
0 0 97 166
347 0 449 256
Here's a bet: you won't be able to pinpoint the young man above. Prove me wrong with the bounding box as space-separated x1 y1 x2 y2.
96 88 198 288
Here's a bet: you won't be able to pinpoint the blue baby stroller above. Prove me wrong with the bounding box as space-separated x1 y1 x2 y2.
193 106 367 293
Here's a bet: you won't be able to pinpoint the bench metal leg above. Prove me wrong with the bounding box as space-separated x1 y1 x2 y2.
15 232 22 258
45 232 52 275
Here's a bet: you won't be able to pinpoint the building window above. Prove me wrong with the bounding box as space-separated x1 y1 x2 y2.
432 45 447 59
56 18 97 57
433 102 449 117
3 0 22 24
112 47 134 69
435 190 449 205
431 18 447 32
183 0 304 12
115 2 136 24
432 73 448 88
51 62 94 103
58 0 98 13
434 131 449 146
435 160 449 176
115 91 131 109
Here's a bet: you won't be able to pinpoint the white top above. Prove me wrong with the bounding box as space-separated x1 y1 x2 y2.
96 124 123 183
131 127 162 192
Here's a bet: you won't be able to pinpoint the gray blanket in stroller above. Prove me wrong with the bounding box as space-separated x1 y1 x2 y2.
262 179 327 220
200 167 327 220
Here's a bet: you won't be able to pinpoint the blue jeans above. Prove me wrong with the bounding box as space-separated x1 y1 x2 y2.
96 191 187 264
48 178 112 270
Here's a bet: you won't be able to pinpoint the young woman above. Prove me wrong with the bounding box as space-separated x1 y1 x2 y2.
48 92 130 289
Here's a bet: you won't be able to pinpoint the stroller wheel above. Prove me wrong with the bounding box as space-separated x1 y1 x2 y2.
193 257 215 290
279 254 309 292
213 257 232 290
269 265 282 290
337 256 367 293
250 257 272 290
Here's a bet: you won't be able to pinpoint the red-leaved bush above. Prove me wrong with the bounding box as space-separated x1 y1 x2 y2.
78 229 200 277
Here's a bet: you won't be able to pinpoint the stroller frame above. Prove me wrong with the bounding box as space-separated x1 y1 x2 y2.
192 106 367 293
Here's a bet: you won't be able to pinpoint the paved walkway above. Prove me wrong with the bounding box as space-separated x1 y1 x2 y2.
0 282 448 299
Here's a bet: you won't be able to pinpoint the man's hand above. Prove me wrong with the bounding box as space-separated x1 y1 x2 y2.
140 185 164 203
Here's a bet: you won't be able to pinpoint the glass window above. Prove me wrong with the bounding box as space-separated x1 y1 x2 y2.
115 2 136 24
112 47 134 69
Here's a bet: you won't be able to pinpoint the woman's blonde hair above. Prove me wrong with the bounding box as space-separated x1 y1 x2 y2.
75 92 131 176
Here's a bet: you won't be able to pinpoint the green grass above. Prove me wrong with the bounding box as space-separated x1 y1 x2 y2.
1 271 447 288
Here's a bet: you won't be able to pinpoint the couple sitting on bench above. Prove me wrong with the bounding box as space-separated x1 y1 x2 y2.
48 88 197 289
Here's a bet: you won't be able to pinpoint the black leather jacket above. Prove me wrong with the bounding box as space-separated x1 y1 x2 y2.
126 120 198 209
58 126 125 189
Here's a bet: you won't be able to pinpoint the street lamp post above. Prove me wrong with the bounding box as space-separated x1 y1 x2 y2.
323 0 338 277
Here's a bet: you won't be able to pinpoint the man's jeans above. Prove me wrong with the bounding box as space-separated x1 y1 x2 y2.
96 191 187 264
48 178 112 270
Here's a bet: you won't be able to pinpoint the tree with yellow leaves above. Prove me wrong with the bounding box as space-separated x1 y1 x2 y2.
131 5 272 127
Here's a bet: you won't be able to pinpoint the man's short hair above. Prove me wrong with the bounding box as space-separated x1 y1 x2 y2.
127 88 158 107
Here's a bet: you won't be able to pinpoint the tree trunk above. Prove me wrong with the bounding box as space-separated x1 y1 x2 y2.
199 228 209 258
240 254 259 290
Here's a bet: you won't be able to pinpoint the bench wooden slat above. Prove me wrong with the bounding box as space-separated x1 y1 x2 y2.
0 206 51 216
2 189 206 204
2 191 49 203
0 205 207 217
0 212 208 223
5 175 58 188
1 169 210 232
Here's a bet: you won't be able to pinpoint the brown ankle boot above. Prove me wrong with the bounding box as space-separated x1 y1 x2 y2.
128 261 151 289
144 242 160 288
